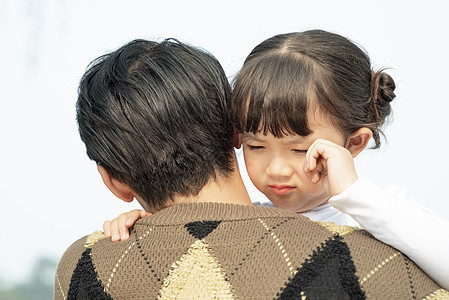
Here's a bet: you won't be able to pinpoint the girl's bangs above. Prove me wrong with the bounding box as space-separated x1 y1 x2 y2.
241 54 314 137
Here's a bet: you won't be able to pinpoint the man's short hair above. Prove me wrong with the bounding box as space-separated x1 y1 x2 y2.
76 39 234 210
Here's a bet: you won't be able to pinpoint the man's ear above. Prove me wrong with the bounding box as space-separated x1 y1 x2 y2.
232 129 242 149
346 127 373 158
97 165 135 202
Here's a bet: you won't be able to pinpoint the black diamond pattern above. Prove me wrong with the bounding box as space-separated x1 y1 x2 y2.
278 235 365 300
185 220 221 239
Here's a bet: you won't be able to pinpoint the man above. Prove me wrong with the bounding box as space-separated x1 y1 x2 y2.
55 39 446 299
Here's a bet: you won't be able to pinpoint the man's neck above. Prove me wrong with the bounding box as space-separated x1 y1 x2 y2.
170 162 252 207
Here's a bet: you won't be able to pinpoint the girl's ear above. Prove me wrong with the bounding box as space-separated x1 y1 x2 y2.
97 165 135 202
346 127 373 157
233 129 242 149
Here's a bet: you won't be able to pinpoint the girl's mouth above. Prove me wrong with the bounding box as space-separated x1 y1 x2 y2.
269 185 296 195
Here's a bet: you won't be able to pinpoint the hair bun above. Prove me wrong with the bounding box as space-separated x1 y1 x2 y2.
367 69 396 148
371 70 396 104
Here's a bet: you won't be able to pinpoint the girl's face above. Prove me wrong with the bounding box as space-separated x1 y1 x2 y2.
241 110 346 213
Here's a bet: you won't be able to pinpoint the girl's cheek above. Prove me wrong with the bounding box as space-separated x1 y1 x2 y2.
245 158 260 175
247 155 267 174
243 151 257 166
244 155 265 184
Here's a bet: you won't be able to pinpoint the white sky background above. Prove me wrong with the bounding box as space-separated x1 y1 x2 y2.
1 0 448 283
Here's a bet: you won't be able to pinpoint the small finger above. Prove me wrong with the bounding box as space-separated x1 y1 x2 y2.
140 210 152 218
103 220 112 238
312 172 320 183
305 144 319 171
110 218 121 242
125 209 144 227
308 170 319 183
118 213 130 241
125 217 134 227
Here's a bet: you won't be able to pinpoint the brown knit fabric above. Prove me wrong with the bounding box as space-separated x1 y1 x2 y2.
54 203 448 299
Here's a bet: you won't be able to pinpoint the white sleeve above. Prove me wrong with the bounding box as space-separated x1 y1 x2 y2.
329 179 449 289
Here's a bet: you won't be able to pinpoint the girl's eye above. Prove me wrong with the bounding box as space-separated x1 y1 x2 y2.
293 149 307 154
247 145 264 150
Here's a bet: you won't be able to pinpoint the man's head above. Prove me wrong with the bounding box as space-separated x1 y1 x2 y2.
76 39 234 211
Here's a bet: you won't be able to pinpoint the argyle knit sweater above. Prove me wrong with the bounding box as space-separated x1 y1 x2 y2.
54 203 448 299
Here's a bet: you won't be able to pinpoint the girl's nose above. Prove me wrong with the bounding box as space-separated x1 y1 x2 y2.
266 157 294 177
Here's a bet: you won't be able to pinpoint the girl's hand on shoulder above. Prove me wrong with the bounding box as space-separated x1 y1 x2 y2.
103 209 152 242
304 139 358 197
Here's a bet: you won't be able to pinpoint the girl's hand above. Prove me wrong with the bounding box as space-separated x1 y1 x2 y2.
304 139 358 197
103 209 151 242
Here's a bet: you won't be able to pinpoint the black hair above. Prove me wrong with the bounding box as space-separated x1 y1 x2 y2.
231 30 396 148
77 39 234 210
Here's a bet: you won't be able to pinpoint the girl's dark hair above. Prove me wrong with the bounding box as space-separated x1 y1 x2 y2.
231 30 396 148
77 39 234 210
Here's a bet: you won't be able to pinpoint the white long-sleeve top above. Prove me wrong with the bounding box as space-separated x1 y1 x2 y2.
254 201 358 226
329 178 449 290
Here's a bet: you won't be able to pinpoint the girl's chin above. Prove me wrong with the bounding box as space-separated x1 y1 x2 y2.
269 200 308 213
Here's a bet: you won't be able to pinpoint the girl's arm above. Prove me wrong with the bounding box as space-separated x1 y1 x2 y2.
103 209 151 241
329 179 449 290
305 139 449 288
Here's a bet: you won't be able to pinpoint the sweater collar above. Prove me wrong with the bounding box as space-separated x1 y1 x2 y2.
136 202 301 226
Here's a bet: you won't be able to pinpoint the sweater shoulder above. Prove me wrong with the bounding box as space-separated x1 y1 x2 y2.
54 232 107 300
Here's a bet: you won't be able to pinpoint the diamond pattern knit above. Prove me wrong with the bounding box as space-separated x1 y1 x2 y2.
55 203 448 299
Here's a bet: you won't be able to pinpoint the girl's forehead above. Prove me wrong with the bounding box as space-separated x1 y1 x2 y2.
241 108 344 143
241 131 309 143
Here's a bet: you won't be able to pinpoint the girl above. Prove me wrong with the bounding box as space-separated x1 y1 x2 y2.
104 30 449 288
231 29 394 226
